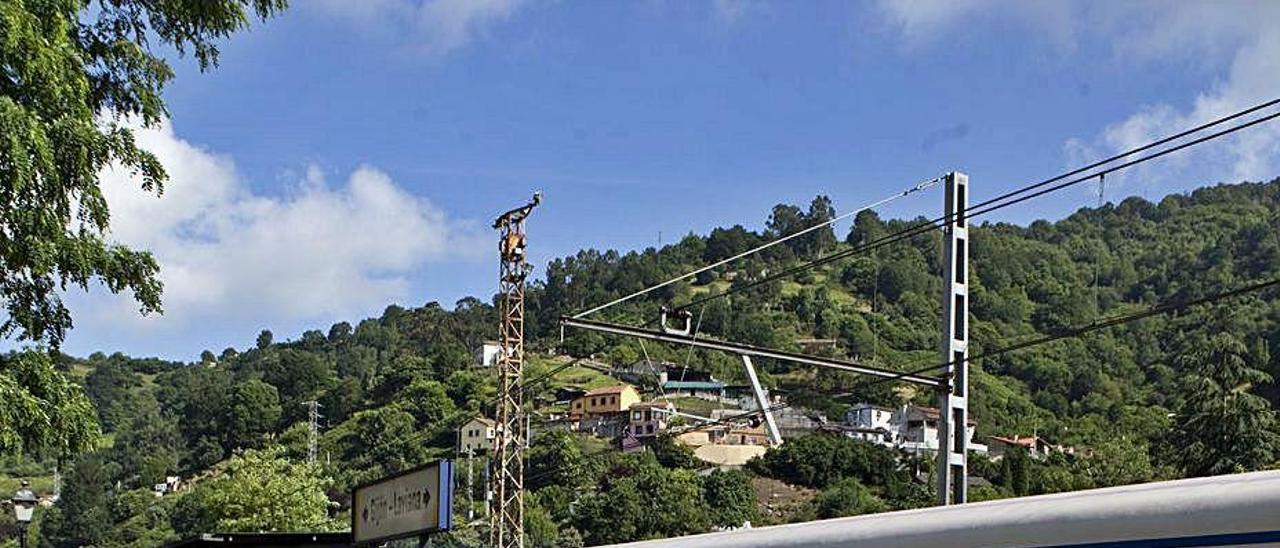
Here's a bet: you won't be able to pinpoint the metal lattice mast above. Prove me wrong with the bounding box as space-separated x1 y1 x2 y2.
304 400 322 464
936 172 970 505
491 192 540 548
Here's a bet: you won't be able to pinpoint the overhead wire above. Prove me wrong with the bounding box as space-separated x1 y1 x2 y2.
673 275 1280 436
508 96 1280 500
570 176 943 319
674 101 1280 312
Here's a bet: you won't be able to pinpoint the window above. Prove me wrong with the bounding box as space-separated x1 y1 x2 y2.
646 424 654 434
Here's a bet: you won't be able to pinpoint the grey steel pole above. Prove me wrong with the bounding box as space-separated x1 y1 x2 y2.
936 172 970 505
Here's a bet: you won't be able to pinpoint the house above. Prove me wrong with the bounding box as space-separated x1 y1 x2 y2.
152 475 182 496
458 417 499 454
474 342 502 367
659 370 726 399
723 423 771 446
845 403 896 432
554 387 586 405
842 403 899 446
613 360 679 384
628 401 676 439
898 405 987 454
570 384 641 419
579 412 629 439
774 405 826 436
988 435 1056 460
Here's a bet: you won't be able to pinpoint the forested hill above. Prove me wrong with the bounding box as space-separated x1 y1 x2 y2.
28 177 1280 546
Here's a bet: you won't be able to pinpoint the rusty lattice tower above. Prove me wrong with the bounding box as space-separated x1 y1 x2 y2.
491 192 540 548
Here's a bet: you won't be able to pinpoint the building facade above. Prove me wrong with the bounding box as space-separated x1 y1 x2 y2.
473 342 501 367
458 416 498 453
570 384 641 419
840 403 987 454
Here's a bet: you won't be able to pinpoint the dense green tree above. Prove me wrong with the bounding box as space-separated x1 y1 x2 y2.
0 350 98 458
1081 439 1154 487
256 329 275 350
1171 334 1280 476
84 357 141 432
749 434 902 489
171 447 333 535
803 195 837 257
527 430 588 491
41 453 112 547
108 489 178 547
701 470 757 527
575 457 710 544
225 379 282 448
398 378 456 430
814 477 887 519
109 397 183 489
649 433 699 469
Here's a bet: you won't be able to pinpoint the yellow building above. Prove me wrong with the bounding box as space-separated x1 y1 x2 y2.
571 384 641 418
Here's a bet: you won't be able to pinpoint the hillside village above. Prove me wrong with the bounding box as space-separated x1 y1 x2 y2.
461 348 1077 469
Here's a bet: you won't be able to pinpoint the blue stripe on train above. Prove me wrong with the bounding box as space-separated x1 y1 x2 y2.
1055 530 1280 547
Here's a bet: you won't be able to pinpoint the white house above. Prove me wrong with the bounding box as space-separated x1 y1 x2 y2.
844 403 898 446
474 342 502 367
897 405 987 455
458 416 500 453
841 403 987 454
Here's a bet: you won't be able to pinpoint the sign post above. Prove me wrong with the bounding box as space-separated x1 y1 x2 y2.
352 460 454 545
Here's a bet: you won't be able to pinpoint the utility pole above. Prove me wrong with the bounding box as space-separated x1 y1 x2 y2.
491 192 541 548
304 400 322 465
936 172 970 505
466 447 475 522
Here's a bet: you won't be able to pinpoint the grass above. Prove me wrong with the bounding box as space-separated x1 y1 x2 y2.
669 396 732 417
0 475 55 497
550 364 618 390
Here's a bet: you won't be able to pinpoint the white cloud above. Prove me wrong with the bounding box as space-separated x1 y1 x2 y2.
78 120 485 331
876 0 1077 52
1091 4 1280 187
878 1 1280 189
315 0 529 57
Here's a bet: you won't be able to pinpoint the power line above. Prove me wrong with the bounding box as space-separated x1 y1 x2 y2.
673 98 1280 312
398 355 594 451
681 275 1280 436
570 177 942 319
519 275 1280 501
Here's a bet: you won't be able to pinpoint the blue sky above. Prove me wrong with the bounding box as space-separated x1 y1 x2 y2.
52 1 1280 360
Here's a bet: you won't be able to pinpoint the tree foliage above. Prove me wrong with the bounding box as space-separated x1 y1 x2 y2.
0 350 98 458
1171 333 1280 476
170 447 334 536
0 0 286 346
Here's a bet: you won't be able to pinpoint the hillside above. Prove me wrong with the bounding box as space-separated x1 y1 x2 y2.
15 177 1280 546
